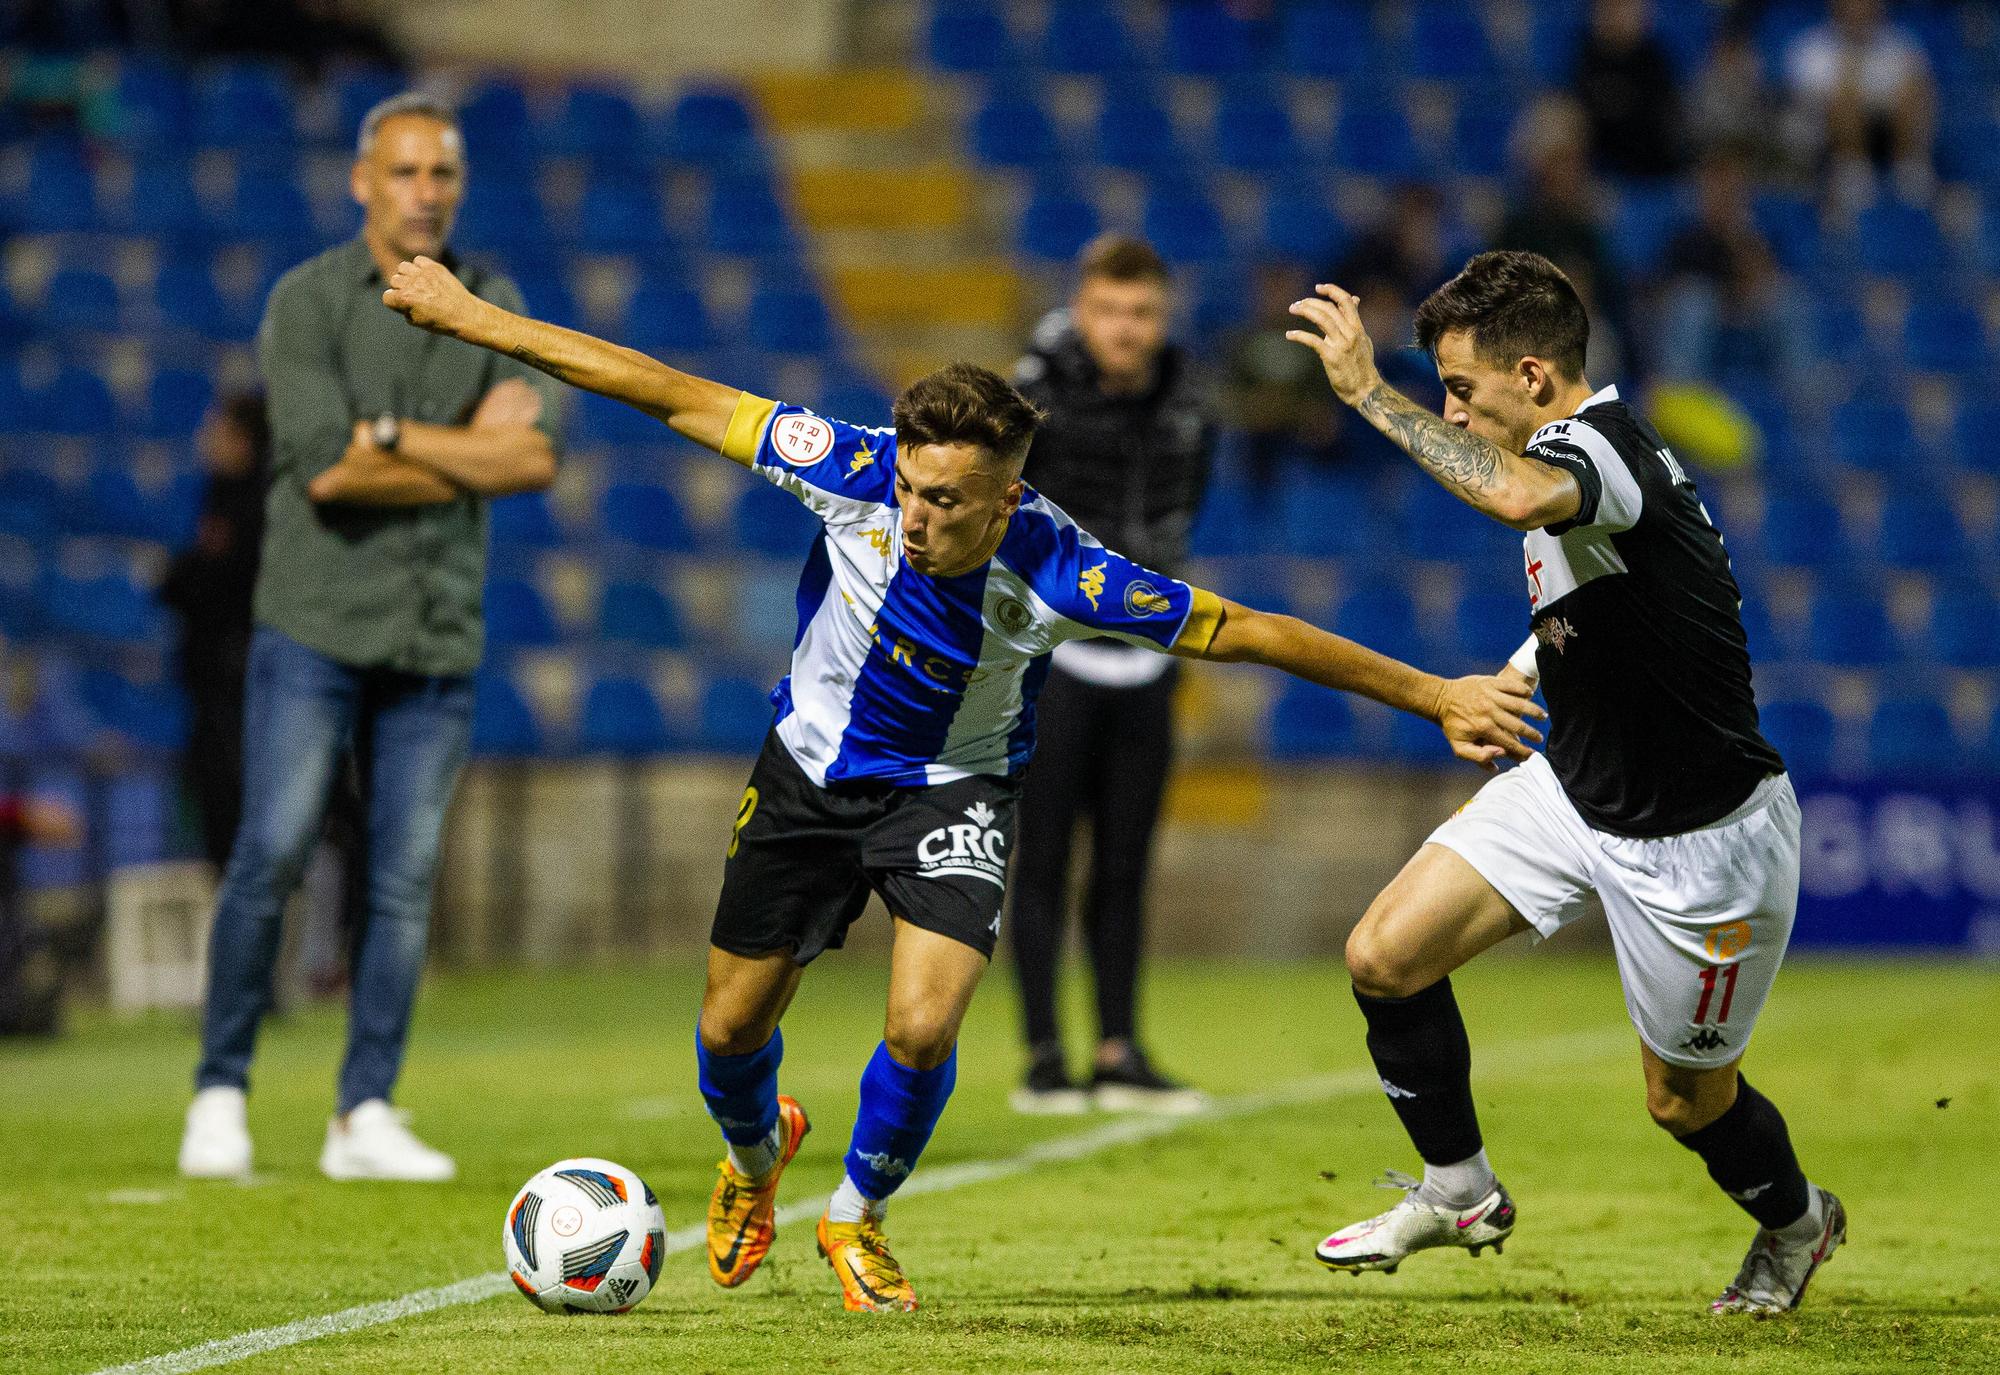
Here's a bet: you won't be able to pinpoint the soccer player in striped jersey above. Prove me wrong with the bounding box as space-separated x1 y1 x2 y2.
382 255 1543 1314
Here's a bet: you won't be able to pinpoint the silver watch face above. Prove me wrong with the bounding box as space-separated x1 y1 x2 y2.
373 414 398 449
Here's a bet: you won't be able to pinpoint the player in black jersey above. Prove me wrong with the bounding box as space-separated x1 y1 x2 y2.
1285 251 1843 1314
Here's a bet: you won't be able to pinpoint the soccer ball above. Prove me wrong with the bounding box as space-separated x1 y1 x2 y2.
503 1157 668 1313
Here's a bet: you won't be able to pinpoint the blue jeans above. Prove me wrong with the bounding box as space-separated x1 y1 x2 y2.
195 627 473 1112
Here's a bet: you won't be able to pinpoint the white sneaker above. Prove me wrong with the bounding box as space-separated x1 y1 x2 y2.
319 1100 456 1182
179 1086 253 1179
1315 1171 1516 1273
1710 1186 1846 1315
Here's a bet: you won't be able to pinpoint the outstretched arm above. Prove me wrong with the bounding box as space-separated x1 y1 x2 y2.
1286 285 1580 531
383 256 743 457
1177 597 1545 771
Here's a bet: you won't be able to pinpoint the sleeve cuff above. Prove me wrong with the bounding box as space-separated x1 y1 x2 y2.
721 392 777 466
1172 586 1224 654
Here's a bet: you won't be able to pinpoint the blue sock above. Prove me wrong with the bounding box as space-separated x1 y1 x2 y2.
695 1027 782 1146
843 1042 956 1202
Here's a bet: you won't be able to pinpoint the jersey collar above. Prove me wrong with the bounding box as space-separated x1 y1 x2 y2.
1576 383 1620 413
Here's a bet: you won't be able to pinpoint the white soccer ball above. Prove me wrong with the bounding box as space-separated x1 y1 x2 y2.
503 1157 668 1313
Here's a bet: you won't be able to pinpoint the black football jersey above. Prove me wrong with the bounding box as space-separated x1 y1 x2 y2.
1518 386 1784 838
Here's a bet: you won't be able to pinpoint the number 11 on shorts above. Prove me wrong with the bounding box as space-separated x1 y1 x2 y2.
1693 963 1740 1025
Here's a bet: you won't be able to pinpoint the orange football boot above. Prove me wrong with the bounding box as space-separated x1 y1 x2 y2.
706 1095 809 1287
816 1212 918 1313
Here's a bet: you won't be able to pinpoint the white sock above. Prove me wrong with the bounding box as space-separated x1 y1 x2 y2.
727 1123 782 1181
826 1173 883 1225
1419 1148 1497 1209
1773 1185 1826 1245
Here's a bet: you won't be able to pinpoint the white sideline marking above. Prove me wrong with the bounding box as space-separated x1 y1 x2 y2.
103 1189 177 1205
91 1028 1623 1375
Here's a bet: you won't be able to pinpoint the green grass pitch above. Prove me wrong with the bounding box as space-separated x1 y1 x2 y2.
3 955 1995 1374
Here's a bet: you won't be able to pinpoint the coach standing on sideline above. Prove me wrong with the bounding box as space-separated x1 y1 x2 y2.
177 93 559 1181
1007 235 1215 1114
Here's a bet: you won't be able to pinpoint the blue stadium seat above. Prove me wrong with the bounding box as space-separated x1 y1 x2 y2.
1333 104 1421 177
1189 479 1255 558
30 366 118 436
1609 184 1689 278
1281 3 1379 81
1408 2 1500 80
215 166 315 244
78 669 186 748
331 67 405 150
601 481 694 551
928 4 1018 73
1041 1 1144 75
454 183 553 256
1806 584 1897 666
1828 398 1917 474
70 466 174 541
733 481 821 556
972 93 1062 169
1018 184 1102 262
484 577 561 648
1956 399 2000 476
1095 92 1181 173
138 367 215 440
153 259 251 340
575 176 669 255
10 139 98 234
1399 472 1517 565
1757 696 1836 778
110 59 195 150
1213 89 1300 172
1903 302 1987 376
0 466 60 543
704 174 796 257
815 379 894 428
575 391 666 446
1866 695 1963 778
541 84 646 165
488 491 563 550
1751 193 1821 274
1850 200 1948 280
1754 492 1849 568
194 62 296 150
1270 681 1356 758
38 267 122 335
470 672 542 755
700 675 776 752
1263 189 1345 262
1164 5 1264 77
1877 495 1969 572
1141 183 1230 263
624 280 714 355
1454 104 1514 178
746 286 834 355
1454 590 1531 669
578 674 677 755
41 571 163 644
1279 471 1375 556
457 80 536 169
1333 584 1425 667
1926 582 2000 668
121 160 206 242
659 87 762 169
597 579 685 649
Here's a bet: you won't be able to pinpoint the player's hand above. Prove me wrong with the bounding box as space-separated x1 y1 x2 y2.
470 378 543 430
1285 284 1381 407
1435 674 1546 773
384 256 478 337
1494 663 1538 697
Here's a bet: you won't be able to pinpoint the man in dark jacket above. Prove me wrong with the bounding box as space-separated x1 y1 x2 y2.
1008 234 1215 1113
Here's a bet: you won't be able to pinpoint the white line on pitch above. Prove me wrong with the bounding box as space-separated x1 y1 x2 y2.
87 1028 1624 1375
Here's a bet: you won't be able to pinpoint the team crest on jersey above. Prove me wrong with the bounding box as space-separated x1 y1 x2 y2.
1079 563 1107 610
915 801 1008 887
1124 580 1171 617
771 413 836 467
996 597 1033 634
1535 615 1579 655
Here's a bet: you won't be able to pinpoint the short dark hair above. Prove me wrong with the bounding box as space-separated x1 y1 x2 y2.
1077 233 1170 286
893 362 1045 471
1414 250 1589 379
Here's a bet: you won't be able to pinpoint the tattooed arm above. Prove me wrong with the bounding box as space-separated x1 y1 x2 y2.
383 255 742 456
1286 285 1582 531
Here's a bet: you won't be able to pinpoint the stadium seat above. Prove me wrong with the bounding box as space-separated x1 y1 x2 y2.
704 174 797 258
109 58 195 150
37 267 122 335
658 87 762 169
1333 584 1425 668
1806 584 1897 667
10 139 98 234
1018 184 1102 263
1877 495 1969 572
1903 302 1987 376
1164 5 1264 77
137 368 215 440
1850 200 1949 281
1408 3 1501 81
488 491 564 550
1453 104 1514 178
1270 681 1356 758
1754 491 1852 569
457 80 536 159
1189 478 1256 558
1279 471 1376 556
575 390 667 446
1827 399 1917 475
215 166 316 244
1213 89 1301 173
577 674 677 756
1041 1 1145 75
67 466 169 541
1757 696 1836 778
745 285 835 356
0 467 60 543
601 481 695 552
575 176 670 255
1095 92 1182 173
733 481 822 556
153 259 252 340
455 183 554 257
1609 184 1689 278
1263 188 1346 262
1955 399 2000 476
1281 3 1380 81
470 672 542 756
194 61 297 150
1453 590 1531 670
41 571 162 644
1333 104 1422 178
1141 183 1230 264
332 67 405 149
484 577 562 648
624 280 714 355
1865 695 1963 778
700 675 776 752
814 378 894 428
972 93 1062 170
928 4 1018 73
77 668 186 748
541 83 646 166
1751 192 1822 275
120 159 206 242
29 366 118 436
597 579 686 649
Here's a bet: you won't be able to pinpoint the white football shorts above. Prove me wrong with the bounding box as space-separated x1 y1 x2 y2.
1427 752 1800 1068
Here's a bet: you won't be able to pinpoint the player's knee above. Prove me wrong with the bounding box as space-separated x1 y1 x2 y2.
1345 922 1422 999
697 1004 773 1057
1645 1082 1710 1136
882 1011 957 1071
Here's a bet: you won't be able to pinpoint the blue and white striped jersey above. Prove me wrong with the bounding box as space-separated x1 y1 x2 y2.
721 394 1222 787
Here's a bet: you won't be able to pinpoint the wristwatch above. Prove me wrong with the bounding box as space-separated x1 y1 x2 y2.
371 413 402 451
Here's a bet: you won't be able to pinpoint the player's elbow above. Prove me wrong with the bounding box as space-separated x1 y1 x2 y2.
1488 485 1549 532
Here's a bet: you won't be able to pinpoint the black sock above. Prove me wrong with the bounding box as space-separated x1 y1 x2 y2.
1353 977 1483 1165
1676 1075 1812 1231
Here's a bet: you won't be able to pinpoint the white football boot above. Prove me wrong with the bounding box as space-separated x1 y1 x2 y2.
1315 1171 1516 1274
319 1099 457 1182
1710 1186 1846 1315
178 1085 253 1179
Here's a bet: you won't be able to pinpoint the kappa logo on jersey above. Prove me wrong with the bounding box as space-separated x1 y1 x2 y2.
915 801 1008 888
1679 1027 1730 1054
1079 562 1107 610
863 526 894 559
849 441 877 474
771 412 836 467
1124 579 1172 618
